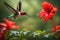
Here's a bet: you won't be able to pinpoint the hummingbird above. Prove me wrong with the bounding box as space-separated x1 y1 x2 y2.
4 1 29 19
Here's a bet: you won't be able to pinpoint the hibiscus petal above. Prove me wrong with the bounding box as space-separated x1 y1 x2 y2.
4 18 15 26
52 26 57 34
48 7 57 19
11 25 19 29
42 2 50 10
51 7 57 13
0 23 7 27
38 9 46 19
48 13 54 19
56 25 60 30
44 14 49 22
0 27 6 34
52 27 56 32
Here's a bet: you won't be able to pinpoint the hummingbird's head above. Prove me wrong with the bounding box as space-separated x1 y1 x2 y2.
20 12 30 17
20 12 27 15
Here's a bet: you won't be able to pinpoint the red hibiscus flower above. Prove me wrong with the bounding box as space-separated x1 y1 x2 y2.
0 18 19 40
38 2 57 22
3 18 19 31
52 25 60 34
0 18 19 33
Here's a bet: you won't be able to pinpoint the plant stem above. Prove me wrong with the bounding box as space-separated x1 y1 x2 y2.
51 18 56 27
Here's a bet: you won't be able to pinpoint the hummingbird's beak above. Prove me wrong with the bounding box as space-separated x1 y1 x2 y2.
25 13 30 17
24 12 31 17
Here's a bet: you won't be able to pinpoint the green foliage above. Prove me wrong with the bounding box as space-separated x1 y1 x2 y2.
3 28 60 40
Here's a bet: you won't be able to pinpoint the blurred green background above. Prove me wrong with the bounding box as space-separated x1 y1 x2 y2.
0 0 60 32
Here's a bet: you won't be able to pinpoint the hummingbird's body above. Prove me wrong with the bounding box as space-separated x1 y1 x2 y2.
4 1 28 19
14 11 26 18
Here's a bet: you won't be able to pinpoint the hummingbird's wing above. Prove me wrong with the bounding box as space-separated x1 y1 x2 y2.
4 1 18 15
17 1 21 12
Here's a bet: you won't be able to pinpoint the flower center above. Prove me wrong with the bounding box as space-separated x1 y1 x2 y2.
46 9 51 14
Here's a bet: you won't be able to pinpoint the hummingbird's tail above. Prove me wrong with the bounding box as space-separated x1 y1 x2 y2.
8 14 14 18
